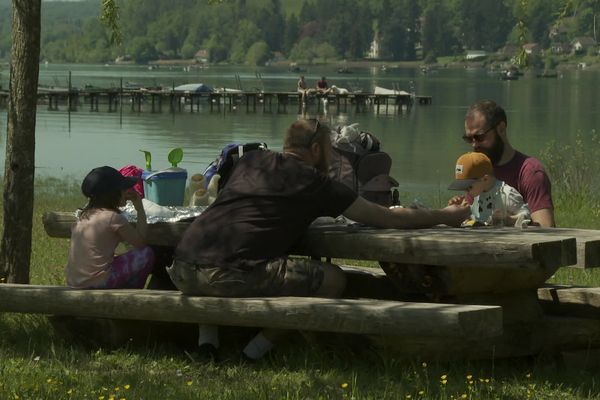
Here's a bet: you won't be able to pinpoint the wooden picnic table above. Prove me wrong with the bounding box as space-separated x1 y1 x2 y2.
28 212 600 360
43 212 582 295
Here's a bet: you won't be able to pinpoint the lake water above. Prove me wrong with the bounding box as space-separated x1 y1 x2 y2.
1 63 599 198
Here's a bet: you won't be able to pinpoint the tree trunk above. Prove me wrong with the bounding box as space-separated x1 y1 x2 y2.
0 0 41 283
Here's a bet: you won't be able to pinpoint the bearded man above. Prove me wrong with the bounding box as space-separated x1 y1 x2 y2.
169 118 469 361
458 100 555 227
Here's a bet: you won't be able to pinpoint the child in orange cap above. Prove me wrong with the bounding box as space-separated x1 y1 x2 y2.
448 152 530 227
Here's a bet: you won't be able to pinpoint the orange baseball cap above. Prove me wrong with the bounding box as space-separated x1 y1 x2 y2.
448 152 493 190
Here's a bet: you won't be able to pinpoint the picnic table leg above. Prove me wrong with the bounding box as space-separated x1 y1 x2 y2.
146 245 177 290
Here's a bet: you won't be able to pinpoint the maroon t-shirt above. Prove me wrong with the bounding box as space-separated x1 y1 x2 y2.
493 151 553 213
175 150 357 269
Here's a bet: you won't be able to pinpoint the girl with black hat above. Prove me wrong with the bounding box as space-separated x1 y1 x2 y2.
65 166 154 289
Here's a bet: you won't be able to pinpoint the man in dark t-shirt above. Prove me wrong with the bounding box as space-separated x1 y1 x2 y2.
458 100 555 227
169 119 469 361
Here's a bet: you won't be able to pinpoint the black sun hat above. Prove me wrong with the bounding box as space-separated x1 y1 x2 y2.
81 166 138 198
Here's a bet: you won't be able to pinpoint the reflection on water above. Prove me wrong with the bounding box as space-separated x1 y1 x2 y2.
1 64 599 198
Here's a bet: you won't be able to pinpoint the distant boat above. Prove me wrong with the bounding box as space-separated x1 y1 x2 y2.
373 86 411 96
500 70 518 81
214 87 243 94
124 82 144 90
173 83 213 93
288 63 306 73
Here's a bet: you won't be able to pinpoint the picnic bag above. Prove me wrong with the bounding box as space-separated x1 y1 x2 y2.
329 123 399 207
203 142 268 192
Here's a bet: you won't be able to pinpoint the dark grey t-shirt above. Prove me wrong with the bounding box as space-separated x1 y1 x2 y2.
175 150 357 269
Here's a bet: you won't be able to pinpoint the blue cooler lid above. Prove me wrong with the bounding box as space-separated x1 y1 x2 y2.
142 167 188 181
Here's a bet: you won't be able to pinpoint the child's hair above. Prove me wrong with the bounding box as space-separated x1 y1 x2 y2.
79 189 122 220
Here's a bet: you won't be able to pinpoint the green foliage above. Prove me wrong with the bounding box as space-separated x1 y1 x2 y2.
289 37 317 63
315 42 338 63
544 54 558 70
100 0 122 45
246 41 271 66
129 37 158 64
3 0 600 65
539 132 600 196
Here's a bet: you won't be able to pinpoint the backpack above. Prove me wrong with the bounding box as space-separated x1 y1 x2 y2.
204 142 268 192
329 123 399 207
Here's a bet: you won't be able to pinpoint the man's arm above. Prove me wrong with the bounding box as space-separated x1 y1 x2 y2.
342 196 470 229
531 208 555 227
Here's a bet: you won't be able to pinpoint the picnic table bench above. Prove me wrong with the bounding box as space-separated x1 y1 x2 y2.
2 211 599 361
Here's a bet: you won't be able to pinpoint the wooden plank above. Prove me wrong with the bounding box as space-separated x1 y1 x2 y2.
538 285 600 318
42 212 576 270
0 284 502 338
371 315 600 361
381 262 559 296
531 227 600 268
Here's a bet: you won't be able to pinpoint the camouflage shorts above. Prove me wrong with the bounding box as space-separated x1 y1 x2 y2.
167 257 326 297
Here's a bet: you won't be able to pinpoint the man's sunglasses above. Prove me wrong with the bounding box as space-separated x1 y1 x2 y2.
462 125 495 144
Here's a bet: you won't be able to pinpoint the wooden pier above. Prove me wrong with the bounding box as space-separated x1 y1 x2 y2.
0 88 432 115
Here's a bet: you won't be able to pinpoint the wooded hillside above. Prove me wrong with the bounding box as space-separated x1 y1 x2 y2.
0 0 598 64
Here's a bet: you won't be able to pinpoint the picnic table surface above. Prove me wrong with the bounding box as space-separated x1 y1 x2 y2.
43 211 583 271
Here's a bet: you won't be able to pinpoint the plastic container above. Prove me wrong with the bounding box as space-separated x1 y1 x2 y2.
142 167 188 206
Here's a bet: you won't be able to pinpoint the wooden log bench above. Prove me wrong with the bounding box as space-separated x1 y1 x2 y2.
0 284 503 339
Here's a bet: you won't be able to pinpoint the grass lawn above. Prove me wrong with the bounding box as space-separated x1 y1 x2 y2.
1 177 600 399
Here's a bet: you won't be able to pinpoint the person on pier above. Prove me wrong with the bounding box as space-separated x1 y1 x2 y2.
168 118 470 362
297 75 310 103
316 76 331 94
454 100 555 227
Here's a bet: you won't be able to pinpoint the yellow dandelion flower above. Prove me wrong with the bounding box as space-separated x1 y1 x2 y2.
440 374 447 380
421 362 427 368
47 378 52 384
526 373 531 379
109 396 115 400
479 378 484 383
67 389 73 394
484 379 490 383
120 398 126 400
418 390 425 395
99 396 105 400
406 395 412 399
466 374 472 380
186 380 193 386
468 380 474 385
124 385 130 390
115 387 120 391
461 394 467 399
441 379 448 385
341 383 349 389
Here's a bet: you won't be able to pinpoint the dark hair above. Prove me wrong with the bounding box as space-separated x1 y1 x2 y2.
284 119 330 150
79 189 122 220
466 100 507 129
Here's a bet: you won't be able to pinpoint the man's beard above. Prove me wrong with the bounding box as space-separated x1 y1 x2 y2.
480 132 505 165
